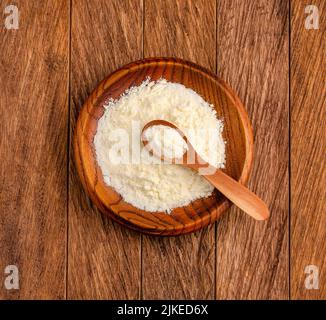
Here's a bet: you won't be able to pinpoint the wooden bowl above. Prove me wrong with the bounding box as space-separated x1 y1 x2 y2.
74 58 253 236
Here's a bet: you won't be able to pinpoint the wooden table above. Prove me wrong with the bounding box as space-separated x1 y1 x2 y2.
0 0 324 300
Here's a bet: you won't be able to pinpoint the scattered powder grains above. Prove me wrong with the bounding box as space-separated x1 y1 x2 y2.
94 79 226 212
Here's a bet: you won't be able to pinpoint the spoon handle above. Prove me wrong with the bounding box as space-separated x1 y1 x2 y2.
203 169 269 220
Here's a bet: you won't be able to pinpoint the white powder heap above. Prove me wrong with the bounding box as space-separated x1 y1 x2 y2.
94 78 225 212
143 125 188 159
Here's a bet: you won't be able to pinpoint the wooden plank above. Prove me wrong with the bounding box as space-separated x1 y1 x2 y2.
142 0 216 299
291 0 325 299
0 0 68 299
215 1 289 299
68 0 142 299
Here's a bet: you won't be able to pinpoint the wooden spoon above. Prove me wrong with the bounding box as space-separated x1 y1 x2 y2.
141 120 269 221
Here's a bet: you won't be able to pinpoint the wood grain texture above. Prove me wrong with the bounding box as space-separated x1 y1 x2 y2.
142 0 217 299
291 0 326 299
215 0 289 299
68 0 142 299
0 0 68 299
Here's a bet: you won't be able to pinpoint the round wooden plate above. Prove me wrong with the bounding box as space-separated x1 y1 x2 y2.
74 57 254 236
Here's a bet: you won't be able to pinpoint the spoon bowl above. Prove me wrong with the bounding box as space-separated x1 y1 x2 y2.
141 119 194 164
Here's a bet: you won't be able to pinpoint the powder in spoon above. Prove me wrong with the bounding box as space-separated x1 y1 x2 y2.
94 78 225 212
143 125 188 160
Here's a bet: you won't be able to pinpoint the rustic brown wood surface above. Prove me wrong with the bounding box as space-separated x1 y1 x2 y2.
215 0 290 299
142 0 217 299
68 0 142 299
0 0 325 300
0 0 68 299
291 0 326 299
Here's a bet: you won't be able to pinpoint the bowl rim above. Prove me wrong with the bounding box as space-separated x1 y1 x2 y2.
74 57 254 236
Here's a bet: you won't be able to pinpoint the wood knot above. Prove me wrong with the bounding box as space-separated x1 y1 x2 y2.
44 53 65 72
